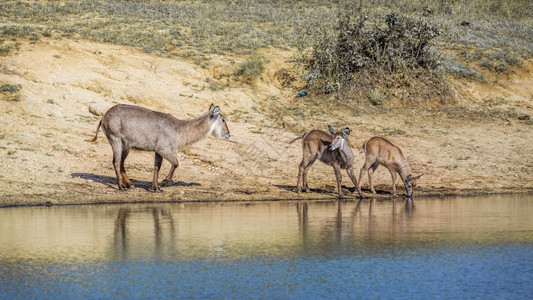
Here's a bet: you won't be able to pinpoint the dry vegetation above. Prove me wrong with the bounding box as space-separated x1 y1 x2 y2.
1 0 531 104
0 0 532 205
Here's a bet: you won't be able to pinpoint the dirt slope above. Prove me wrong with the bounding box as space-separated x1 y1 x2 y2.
0 38 532 206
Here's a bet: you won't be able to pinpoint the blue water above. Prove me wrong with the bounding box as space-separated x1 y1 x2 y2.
1 196 532 299
2 245 532 299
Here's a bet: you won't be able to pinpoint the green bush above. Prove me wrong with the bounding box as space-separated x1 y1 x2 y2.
303 12 441 93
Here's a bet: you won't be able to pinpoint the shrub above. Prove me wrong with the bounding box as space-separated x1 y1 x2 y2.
0 84 21 101
303 12 441 94
0 84 20 93
444 62 485 80
369 89 385 106
235 53 265 83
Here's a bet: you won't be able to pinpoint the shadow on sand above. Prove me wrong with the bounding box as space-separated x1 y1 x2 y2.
71 173 201 191
274 184 393 196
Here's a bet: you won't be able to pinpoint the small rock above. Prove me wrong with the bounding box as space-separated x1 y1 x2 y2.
518 114 530 121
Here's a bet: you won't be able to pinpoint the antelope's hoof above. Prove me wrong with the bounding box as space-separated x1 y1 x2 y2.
129 184 136 189
150 186 162 193
304 188 310 193
161 180 173 187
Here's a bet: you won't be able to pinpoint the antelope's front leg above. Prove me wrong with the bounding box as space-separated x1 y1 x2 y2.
333 165 343 198
387 166 397 195
347 166 364 198
161 152 180 186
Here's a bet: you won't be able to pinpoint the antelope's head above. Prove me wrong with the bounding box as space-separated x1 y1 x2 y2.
328 125 350 151
404 174 424 197
208 104 230 139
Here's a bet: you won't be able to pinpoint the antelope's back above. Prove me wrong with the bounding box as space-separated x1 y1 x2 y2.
365 136 404 162
302 130 333 152
102 104 177 150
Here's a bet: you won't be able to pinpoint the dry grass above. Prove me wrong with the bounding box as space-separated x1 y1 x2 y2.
0 0 339 55
1 1 530 54
0 0 531 107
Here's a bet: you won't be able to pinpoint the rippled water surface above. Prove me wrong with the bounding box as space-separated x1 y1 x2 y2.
1 195 532 299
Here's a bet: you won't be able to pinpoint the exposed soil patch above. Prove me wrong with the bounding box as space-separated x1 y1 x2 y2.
1 39 532 206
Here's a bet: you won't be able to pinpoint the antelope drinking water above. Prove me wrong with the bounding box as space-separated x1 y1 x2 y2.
357 137 422 197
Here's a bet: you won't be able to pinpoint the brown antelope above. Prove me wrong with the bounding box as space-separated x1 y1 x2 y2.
290 125 364 198
91 104 230 192
357 137 422 197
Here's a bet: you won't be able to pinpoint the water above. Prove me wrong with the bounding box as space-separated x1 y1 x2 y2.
1 195 532 299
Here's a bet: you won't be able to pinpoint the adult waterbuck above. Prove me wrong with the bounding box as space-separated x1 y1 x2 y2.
357 137 422 197
291 125 364 198
91 104 230 192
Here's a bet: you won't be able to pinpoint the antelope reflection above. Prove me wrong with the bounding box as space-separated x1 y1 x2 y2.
296 199 416 250
113 206 176 260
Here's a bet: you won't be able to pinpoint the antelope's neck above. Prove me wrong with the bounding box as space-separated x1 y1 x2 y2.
338 140 354 163
176 114 212 146
397 158 412 181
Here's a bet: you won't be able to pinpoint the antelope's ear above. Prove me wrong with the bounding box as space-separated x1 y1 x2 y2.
212 106 220 117
414 174 424 180
342 127 351 137
209 103 215 111
328 125 336 134
405 174 413 184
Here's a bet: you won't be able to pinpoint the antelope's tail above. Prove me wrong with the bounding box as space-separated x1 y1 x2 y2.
360 138 370 154
90 119 102 142
288 135 303 144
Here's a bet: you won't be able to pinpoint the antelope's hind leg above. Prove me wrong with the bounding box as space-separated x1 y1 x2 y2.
368 162 379 195
301 157 317 193
120 149 134 189
110 138 127 191
151 153 163 193
297 159 305 193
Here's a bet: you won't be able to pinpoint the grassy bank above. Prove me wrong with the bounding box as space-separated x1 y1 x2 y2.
1 1 531 107
1 1 531 58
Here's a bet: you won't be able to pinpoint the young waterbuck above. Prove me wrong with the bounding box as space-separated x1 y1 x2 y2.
358 137 422 197
291 125 364 198
91 104 230 192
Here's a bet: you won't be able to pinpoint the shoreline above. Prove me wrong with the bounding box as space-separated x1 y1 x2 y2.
2 187 532 209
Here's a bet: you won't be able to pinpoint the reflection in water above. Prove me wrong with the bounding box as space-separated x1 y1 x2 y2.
0 195 532 298
0 196 532 261
113 207 176 260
